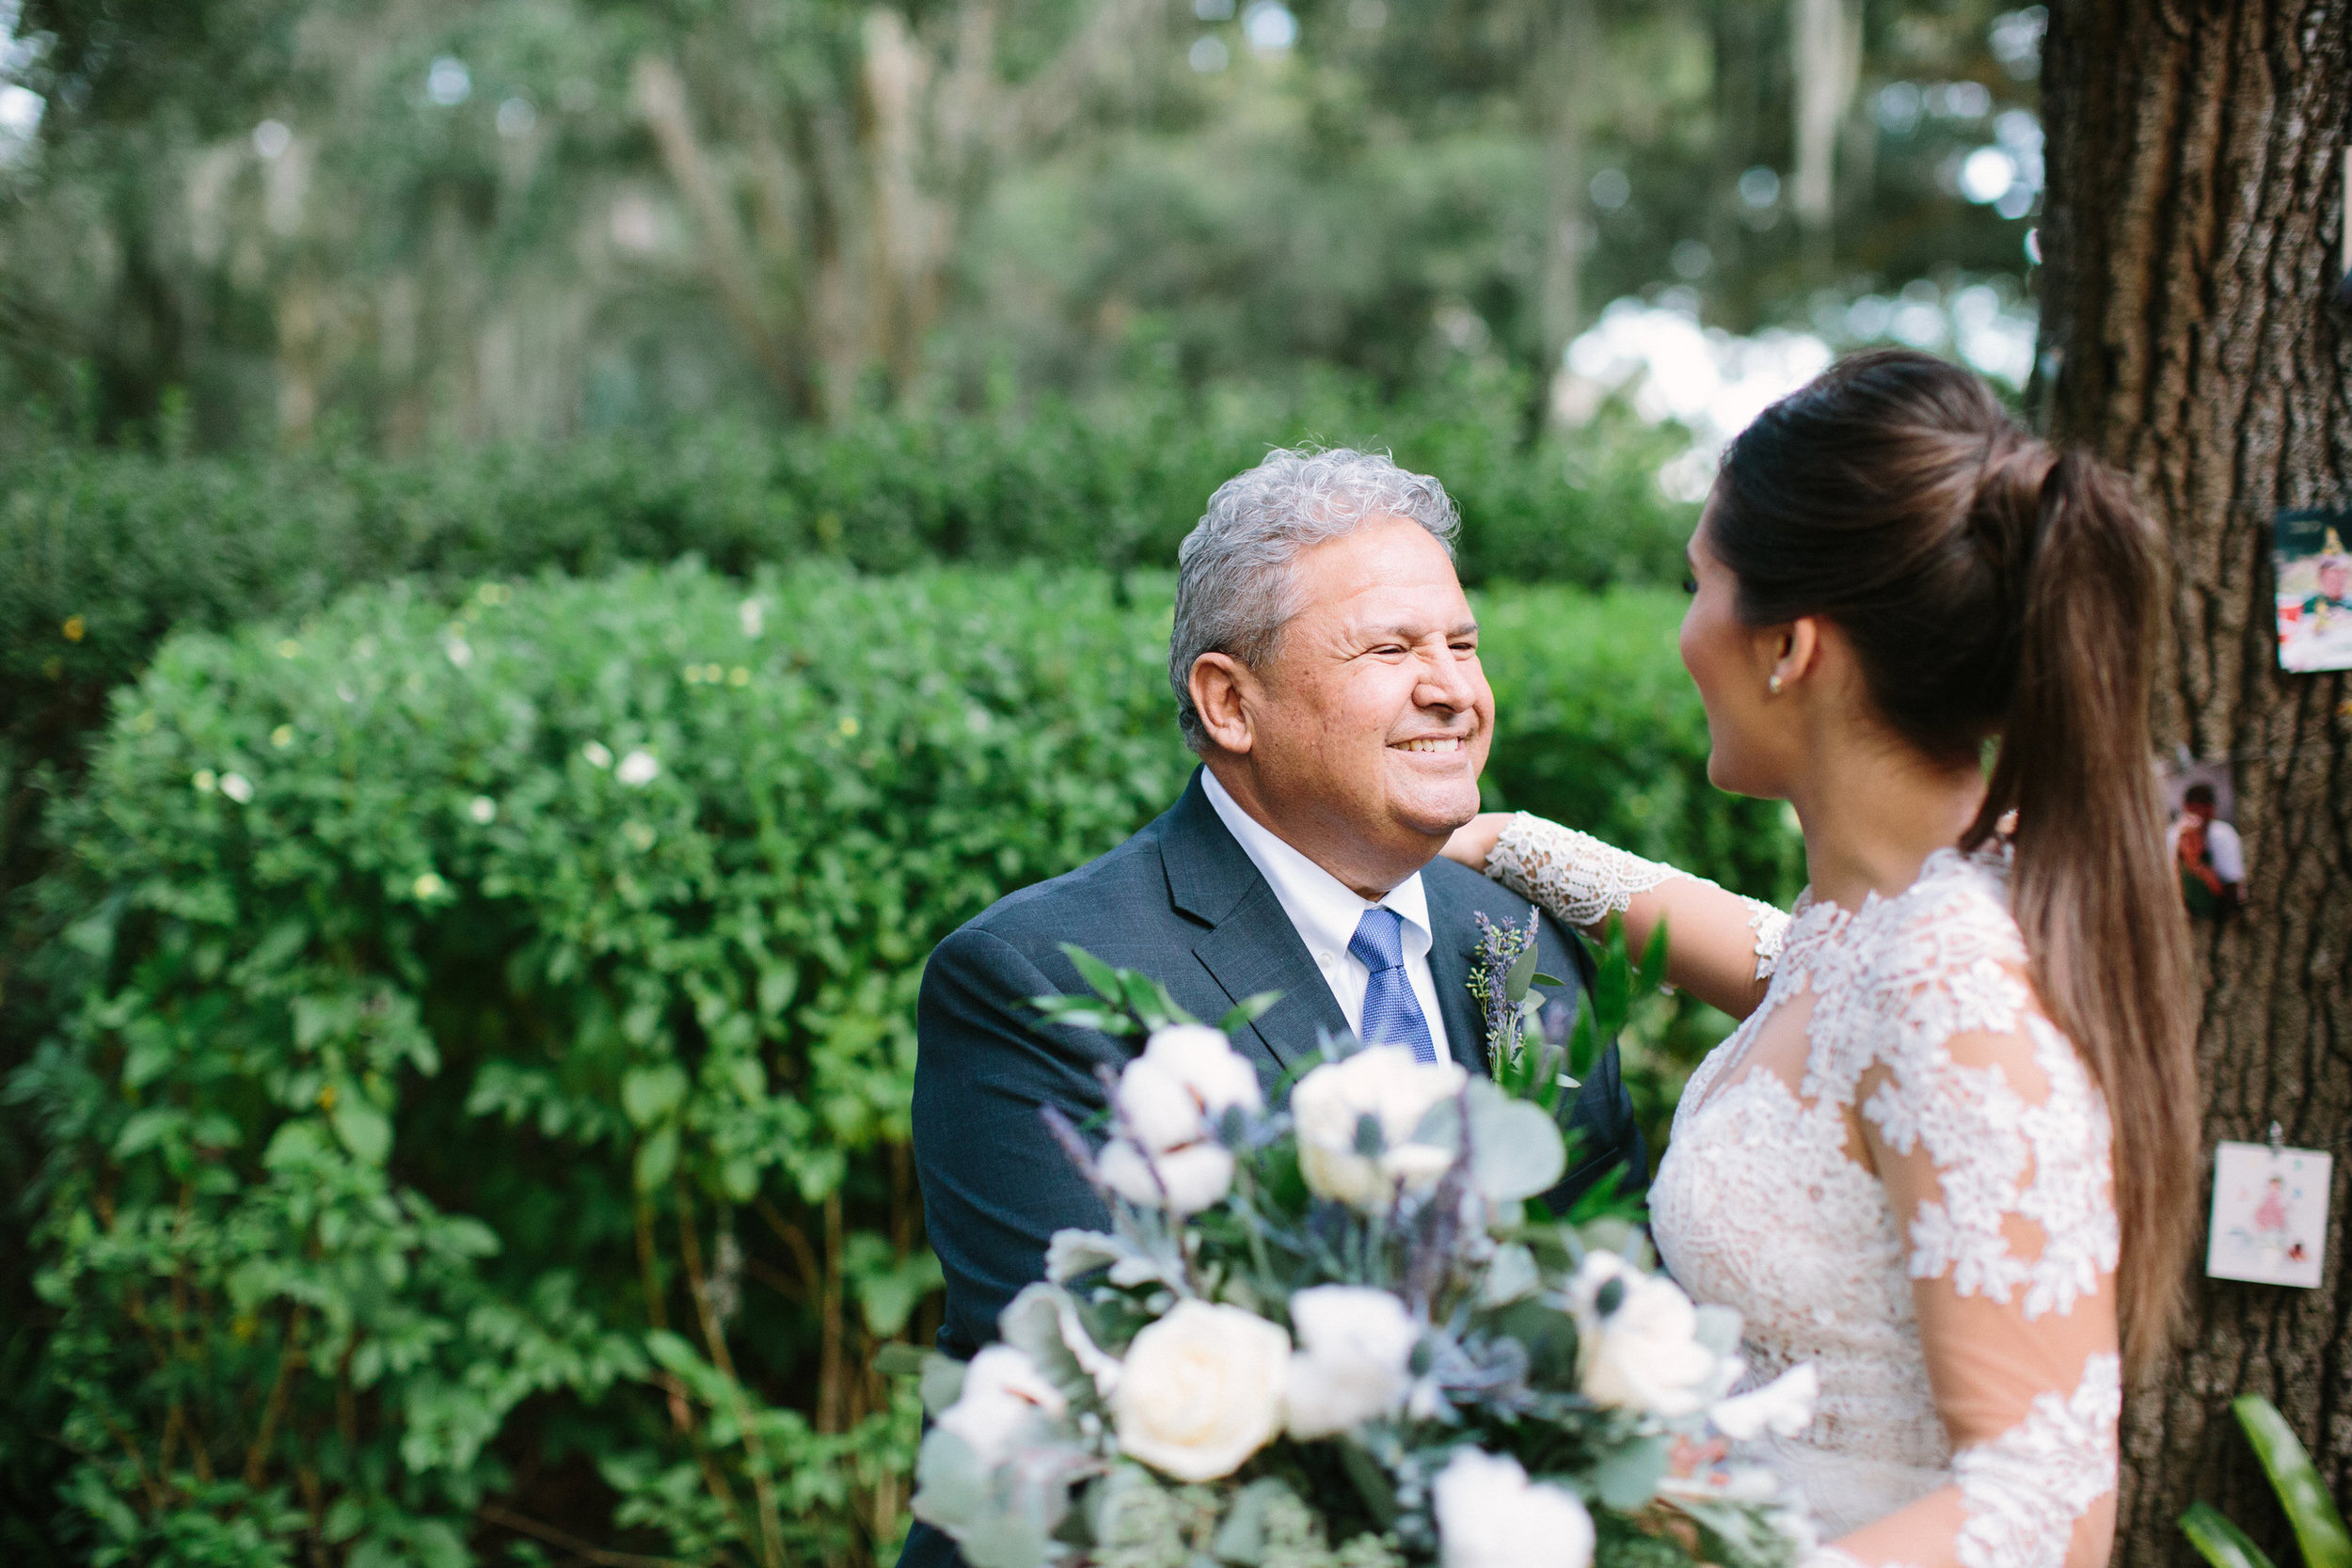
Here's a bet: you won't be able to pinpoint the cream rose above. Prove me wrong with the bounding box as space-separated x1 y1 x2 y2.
1282 1285 1420 1439
935 1344 1067 1466
1291 1047 1466 1210
1136 1024 1263 1119
1111 1299 1290 1481
1098 1136 1236 1217
1102 1025 1262 1215
1433 1447 1595 1568
1569 1252 1724 1418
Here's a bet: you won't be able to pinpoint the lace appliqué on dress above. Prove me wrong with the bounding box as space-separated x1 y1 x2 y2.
1647 845 2122 1566
1863 1012 2118 1318
1488 813 1788 977
1953 1354 2121 1568
1788 869 2121 1321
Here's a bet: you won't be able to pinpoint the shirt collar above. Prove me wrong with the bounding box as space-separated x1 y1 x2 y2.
1200 769 1434 960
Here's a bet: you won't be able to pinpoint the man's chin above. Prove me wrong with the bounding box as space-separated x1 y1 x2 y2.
1387 785 1484 848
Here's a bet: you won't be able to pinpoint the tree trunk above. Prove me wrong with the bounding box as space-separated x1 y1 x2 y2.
1537 0 1595 379
2037 5 2351 1566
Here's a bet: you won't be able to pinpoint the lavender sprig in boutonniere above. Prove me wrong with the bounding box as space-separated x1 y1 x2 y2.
1468 909 1670 1118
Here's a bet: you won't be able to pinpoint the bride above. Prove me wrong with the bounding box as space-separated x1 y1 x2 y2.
1442 350 2199 1568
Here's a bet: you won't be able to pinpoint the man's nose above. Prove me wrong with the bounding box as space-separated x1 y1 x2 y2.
1414 647 1479 711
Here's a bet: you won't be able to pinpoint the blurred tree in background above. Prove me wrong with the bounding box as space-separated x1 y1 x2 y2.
0 0 2051 449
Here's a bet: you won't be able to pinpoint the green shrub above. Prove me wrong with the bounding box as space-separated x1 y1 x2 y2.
13 563 1781 1564
0 374 1690 865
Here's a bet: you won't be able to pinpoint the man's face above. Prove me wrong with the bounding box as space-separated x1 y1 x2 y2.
1227 515 1493 888
2320 559 2349 600
2185 798 2216 825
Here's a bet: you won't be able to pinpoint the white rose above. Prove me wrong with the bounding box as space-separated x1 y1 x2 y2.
1115 1026 1263 1151
1111 1299 1290 1482
1570 1253 1723 1419
936 1345 1067 1466
1710 1363 1819 1441
1282 1286 1420 1439
1433 1448 1595 1568
1291 1047 1466 1211
1098 1136 1236 1216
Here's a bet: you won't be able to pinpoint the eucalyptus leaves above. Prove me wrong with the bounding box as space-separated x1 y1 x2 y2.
908 948 1818 1568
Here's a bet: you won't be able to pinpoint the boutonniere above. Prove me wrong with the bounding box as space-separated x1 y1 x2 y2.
1468 910 1668 1108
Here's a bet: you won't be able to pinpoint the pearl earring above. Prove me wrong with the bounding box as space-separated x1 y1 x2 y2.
1768 673 1784 694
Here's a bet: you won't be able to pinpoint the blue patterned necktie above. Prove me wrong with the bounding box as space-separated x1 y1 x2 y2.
1350 905 1438 1064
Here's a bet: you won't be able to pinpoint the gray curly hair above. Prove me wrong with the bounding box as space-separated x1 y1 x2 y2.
1169 447 1461 753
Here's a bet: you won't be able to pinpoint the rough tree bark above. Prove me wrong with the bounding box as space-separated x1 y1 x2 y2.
2038 4 2351 1565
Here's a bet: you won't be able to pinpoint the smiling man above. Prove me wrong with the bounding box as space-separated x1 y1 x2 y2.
901 449 1645 1568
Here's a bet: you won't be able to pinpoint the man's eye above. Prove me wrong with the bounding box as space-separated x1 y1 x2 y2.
1681 575 1698 595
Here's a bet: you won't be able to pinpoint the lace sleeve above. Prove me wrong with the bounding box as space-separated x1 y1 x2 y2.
1485 813 1790 979
1824 979 2122 1568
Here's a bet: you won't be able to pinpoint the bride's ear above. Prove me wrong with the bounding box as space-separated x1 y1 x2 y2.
1188 653 1257 754
1766 616 1824 694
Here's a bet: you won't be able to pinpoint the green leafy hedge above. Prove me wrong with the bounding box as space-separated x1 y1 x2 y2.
12 563 1790 1565
1 376 1689 860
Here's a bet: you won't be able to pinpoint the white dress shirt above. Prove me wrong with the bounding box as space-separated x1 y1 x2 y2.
1200 770 1452 1059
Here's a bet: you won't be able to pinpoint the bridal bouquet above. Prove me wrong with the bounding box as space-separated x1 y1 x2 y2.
910 940 1818 1568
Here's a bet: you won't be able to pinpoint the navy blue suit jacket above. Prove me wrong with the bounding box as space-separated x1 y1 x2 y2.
899 770 1645 1568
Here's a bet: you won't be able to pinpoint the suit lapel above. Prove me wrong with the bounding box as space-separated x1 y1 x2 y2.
1424 920 1486 1076
1157 770 1343 1073
1191 883 1344 1073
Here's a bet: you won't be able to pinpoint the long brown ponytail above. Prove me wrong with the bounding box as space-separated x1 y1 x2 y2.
1710 349 2199 1380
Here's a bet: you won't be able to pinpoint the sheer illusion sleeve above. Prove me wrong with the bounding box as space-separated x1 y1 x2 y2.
1817 974 2122 1568
1485 812 1788 979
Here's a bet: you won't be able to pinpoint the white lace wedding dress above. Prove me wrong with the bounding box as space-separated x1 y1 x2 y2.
1486 816 2121 1568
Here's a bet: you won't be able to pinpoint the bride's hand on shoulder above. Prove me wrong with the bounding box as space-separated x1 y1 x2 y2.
1439 812 1517 871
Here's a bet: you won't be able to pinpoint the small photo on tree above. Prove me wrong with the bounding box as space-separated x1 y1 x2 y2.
2274 507 2352 673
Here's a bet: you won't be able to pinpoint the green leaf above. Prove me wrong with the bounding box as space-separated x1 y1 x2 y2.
1216 991 1280 1034
1566 1006 1601 1086
1593 931 1632 1033
871 1342 928 1379
918 1353 969 1418
1060 943 1126 1005
912 1428 990 1529
847 1237 944 1338
1211 1478 1302 1567
2234 1396 2352 1568
1637 915 1672 993
121 1036 173 1089
720 1155 760 1202
1592 1433 1671 1511
644 1328 699 1373
1420 1078 1565 1202
632 1125 679 1192
620 1063 688 1128
1503 940 1539 1005
2182 1503 2282 1568
1337 1437 1398 1526
331 1099 391 1164
113 1106 183 1158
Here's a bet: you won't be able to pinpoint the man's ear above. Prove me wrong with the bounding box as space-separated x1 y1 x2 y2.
1188 652 1256 755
